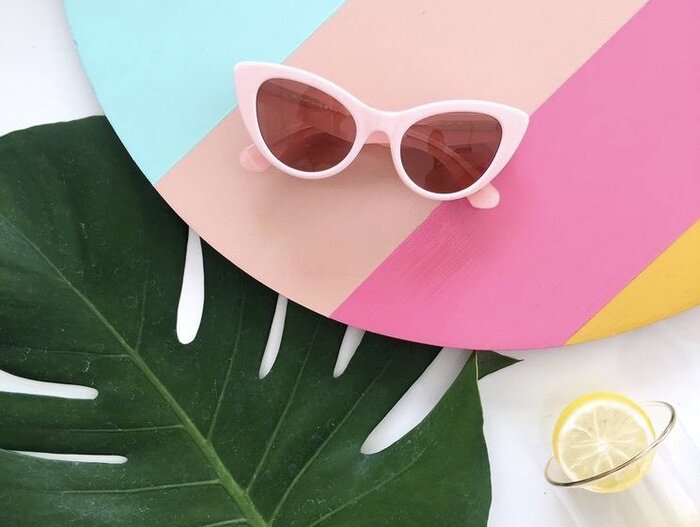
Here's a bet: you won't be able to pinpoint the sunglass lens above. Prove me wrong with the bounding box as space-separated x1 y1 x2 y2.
256 78 357 172
400 112 502 194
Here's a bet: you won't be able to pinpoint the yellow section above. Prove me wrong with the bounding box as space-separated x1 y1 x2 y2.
568 220 700 344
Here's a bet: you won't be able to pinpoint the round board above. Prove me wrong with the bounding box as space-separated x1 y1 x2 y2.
64 0 700 350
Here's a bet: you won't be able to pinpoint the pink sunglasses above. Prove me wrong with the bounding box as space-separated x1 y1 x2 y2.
235 61 529 206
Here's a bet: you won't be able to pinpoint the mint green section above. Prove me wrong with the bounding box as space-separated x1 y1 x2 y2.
64 1 345 183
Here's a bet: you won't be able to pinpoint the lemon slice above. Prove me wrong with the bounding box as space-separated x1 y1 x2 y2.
552 392 656 493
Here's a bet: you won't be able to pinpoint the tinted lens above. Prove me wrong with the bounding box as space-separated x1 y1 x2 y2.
400 112 502 194
256 78 357 172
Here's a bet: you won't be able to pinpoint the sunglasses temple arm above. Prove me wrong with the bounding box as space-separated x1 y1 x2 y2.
466 183 500 208
240 144 271 172
239 142 499 207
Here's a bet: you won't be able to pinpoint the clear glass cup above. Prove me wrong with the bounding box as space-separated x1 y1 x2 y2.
544 402 700 526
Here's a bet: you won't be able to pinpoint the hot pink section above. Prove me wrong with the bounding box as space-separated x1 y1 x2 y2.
333 0 700 350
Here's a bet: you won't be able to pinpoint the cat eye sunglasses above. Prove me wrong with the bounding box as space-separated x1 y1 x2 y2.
235 61 529 206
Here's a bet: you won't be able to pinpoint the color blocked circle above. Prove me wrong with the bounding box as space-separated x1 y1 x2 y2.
65 0 700 349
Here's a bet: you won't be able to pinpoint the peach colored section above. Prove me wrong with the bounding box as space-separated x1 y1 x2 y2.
157 0 647 316
288 0 647 113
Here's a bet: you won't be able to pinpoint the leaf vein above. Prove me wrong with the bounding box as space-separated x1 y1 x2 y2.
134 272 149 352
0 345 127 359
246 321 319 493
64 424 184 434
269 352 394 524
305 441 435 527
206 280 245 441
190 519 248 527
55 479 220 495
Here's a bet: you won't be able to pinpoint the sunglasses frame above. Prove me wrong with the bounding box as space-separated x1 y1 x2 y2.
235 61 529 202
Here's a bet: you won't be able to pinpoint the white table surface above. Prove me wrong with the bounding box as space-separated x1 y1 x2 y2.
2 2 699 525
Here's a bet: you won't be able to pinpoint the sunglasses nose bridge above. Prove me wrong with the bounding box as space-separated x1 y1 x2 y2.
364 109 399 145
366 130 389 145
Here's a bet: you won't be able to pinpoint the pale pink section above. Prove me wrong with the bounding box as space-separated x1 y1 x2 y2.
333 0 700 349
157 0 647 319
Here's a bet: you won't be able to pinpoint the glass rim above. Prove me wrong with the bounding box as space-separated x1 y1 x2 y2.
544 400 676 488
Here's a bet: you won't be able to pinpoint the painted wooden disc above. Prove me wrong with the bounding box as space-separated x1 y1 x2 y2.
64 0 700 349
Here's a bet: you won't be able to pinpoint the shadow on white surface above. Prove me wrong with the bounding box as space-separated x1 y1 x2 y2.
259 294 288 379
0 369 97 400
0 0 102 137
176 228 205 345
334 326 364 378
13 451 127 465
362 348 470 454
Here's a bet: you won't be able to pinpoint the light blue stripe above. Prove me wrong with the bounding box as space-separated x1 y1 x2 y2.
64 1 345 184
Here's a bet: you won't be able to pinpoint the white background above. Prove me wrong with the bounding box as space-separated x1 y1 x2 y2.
1 2 699 525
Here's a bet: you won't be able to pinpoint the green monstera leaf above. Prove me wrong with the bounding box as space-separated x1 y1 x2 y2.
0 118 511 527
